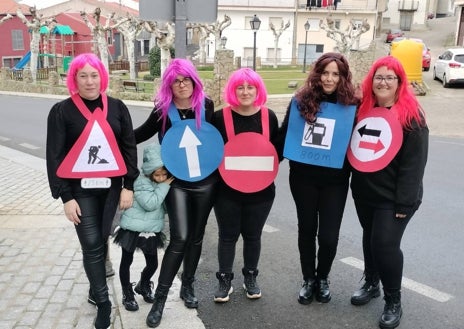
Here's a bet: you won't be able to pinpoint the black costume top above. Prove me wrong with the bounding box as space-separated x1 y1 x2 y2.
212 107 279 202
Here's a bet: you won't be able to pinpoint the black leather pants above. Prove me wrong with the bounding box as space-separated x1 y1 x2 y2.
157 180 216 287
74 195 109 304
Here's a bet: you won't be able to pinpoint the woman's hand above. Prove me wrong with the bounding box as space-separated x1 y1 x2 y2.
64 199 81 225
119 188 134 210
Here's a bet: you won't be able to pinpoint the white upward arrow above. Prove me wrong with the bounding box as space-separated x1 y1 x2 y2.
179 126 202 178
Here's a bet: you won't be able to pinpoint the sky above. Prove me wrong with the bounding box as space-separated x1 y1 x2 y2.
18 0 139 10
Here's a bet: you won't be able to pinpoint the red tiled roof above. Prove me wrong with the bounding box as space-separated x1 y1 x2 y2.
0 0 30 14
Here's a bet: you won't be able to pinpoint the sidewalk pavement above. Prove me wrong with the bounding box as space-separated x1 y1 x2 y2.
0 145 205 329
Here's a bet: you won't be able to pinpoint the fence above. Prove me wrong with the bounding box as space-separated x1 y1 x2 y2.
9 67 58 81
109 60 149 73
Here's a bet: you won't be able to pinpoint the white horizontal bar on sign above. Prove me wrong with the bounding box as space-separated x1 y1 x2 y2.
224 156 274 171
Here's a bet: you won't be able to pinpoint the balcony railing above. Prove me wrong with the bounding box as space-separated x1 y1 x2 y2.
297 0 378 11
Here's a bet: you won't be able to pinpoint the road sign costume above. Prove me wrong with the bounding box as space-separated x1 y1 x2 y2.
212 106 279 300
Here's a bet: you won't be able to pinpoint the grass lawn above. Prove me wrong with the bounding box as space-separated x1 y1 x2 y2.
136 68 309 95
197 69 308 94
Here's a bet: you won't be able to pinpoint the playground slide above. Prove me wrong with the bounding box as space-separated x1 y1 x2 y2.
13 51 31 70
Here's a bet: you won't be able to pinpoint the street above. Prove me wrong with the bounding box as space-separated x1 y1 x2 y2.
0 87 463 328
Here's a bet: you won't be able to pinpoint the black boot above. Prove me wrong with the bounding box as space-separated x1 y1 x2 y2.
214 272 234 303
122 283 139 311
180 276 199 308
379 290 402 329
135 272 155 303
88 288 97 306
242 268 261 299
146 285 169 328
351 273 380 306
316 278 331 303
94 300 111 329
298 278 316 305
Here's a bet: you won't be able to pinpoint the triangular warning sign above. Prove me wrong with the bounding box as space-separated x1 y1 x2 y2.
57 109 127 179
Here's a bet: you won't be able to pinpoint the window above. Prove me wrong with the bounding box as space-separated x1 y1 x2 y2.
143 40 150 55
269 17 283 29
107 30 113 45
352 20 364 30
245 16 253 30
12 30 24 51
307 18 320 32
266 48 281 61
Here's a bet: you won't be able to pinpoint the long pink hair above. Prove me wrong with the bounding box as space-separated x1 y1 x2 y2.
359 56 425 129
155 58 205 131
223 68 267 107
66 53 109 95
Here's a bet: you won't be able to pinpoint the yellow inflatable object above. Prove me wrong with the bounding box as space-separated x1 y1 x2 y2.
390 39 423 83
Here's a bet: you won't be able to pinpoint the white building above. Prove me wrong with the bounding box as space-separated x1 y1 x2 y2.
214 0 379 67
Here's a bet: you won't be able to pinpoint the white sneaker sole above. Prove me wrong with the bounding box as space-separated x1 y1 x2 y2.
214 286 234 303
243 284 262 299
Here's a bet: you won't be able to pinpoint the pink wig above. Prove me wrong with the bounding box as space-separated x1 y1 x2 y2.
359 56 425 129
223 68 268 108
155 58 205 130
66 53 109 95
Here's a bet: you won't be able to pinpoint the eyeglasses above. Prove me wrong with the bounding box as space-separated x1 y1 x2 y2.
173 77 192 87
373 75 399 84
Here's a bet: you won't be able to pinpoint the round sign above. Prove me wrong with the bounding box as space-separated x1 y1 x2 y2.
161 119 224 182
347 107 403 172
219 132 278 193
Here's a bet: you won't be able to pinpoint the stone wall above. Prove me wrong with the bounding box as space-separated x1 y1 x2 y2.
204 49 235 108
348 41 385 86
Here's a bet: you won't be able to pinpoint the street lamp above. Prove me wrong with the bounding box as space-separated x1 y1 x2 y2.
220 36 228 49
302 20 310 73
249 14 261 71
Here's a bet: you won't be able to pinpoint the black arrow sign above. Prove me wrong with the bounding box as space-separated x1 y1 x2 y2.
358 124 381 137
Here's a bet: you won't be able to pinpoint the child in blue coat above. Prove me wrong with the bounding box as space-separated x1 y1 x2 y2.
114 143 173 311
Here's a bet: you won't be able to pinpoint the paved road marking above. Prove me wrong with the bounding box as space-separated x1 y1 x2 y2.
263 224 279 233
19 143 40 150
340 256 453 303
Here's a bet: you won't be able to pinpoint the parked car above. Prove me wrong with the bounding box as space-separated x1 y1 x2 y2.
391 37 431 71
385 28 404 43
433 48 464 87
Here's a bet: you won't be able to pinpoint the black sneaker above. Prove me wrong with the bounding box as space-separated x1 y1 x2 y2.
242 268 261 299
214 272 234 303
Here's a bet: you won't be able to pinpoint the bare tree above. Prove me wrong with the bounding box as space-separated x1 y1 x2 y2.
112 15 144 79
16 7 56 82
269 20 291 68
144 21 175 76
202 14 231 50
80 7 116 70
189 24 210 65
0 14 13 25
320 16 370 57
